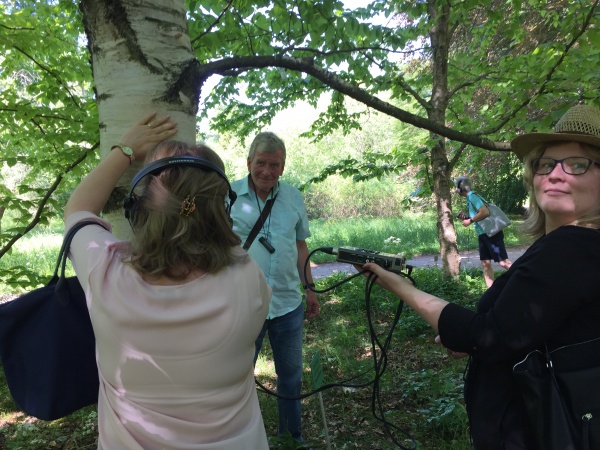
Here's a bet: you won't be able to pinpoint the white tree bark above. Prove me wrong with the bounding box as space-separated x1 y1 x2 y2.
80 0 200 237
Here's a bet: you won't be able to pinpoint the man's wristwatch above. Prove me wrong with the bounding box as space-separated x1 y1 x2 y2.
303 283 315 290
468 218 474 224
112 144 135 165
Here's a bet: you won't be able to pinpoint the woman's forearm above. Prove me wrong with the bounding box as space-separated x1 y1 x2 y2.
361 262 448 331
397 284 448 331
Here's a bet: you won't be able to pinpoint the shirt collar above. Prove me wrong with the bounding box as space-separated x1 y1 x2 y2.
241 174 281 199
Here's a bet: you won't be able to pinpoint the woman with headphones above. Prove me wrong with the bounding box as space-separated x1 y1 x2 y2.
64 113 271 449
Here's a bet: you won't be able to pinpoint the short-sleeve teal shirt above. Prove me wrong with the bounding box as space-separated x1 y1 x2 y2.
466 191 486 236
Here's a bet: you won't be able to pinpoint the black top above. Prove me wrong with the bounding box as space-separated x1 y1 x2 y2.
439 225 600 449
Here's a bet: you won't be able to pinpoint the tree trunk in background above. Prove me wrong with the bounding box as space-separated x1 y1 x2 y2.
0 206 4 234
79 0 199 238
428 0 461 277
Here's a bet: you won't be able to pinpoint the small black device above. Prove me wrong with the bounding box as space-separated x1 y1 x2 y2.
335 247 405 274
259 236 276 254
456 211 469 221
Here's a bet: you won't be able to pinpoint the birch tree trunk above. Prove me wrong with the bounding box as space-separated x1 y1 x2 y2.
79 0 200 237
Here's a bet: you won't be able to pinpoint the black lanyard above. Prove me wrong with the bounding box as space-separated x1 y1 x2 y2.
242 179 278 251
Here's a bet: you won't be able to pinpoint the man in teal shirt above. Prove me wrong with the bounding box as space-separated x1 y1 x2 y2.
455 176 512 287
230 131 319 444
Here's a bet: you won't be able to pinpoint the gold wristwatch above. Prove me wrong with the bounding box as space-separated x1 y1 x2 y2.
112 144 135 164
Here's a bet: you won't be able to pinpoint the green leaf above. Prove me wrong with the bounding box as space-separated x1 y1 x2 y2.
310 351 324 389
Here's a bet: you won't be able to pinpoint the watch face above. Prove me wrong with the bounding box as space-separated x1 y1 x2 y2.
122 146 134 156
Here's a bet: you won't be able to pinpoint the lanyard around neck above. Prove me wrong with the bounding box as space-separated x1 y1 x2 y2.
255 186 274 236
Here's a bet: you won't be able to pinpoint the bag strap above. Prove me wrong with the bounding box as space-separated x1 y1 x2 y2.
465 195 483 214
472 193 490 206
467 193 493 220
465 196 475 211
243 195 277 251
543 342 563 391
53 221 106 305
54 220 103 279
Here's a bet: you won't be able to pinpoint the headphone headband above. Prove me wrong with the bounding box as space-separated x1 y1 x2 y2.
123 156 237 219
129 156 229 192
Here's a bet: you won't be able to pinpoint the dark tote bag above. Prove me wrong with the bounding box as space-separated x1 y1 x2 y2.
0 221 102 420
513 338 600 450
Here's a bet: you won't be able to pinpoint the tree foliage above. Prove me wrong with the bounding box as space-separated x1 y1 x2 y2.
184 0 598 275
190 0 599 146
1 0 599 283
0 0 97 286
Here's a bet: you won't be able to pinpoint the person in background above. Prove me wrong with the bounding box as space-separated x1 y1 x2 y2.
455 176 512 286
64 113 271 450
357 104 600 449
230 131 319 445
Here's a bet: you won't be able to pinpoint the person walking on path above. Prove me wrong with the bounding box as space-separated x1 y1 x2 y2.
455 176 512 287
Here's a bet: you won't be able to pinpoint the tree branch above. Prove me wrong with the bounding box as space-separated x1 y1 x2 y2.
0 144 98 259
478 0 599 134
190 0 234 45
196 55 511 151
13 46 81 109
449 142 467 169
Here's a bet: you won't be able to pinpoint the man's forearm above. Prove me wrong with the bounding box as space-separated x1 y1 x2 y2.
296 240 314 287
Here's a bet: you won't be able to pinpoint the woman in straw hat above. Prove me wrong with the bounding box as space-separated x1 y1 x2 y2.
356 104 600 449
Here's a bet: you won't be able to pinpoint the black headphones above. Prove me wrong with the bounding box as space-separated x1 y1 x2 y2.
123 156 237 220
454 177 467 194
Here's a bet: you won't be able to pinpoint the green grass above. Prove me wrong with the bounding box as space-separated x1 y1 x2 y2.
0 214 525 448
0 212 530 294
254 268 485 449
306 212 529 263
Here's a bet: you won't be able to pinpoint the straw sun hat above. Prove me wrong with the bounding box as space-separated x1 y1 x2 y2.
511 104 600 161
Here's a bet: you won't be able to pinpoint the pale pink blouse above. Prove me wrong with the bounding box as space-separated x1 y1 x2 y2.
66 212 271 450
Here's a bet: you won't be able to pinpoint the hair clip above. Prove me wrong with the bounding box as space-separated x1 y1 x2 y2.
180 195 196 216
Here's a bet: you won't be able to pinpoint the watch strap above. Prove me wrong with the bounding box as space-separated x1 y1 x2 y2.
112 144 135 164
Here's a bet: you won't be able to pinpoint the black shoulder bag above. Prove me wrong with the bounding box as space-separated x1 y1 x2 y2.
0 220 103 420
513 337 600 450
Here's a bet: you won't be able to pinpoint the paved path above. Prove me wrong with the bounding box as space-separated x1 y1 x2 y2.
310 245 529 279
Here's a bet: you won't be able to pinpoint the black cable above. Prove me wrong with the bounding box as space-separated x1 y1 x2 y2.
364 272 416 449
255 247 418 449
302 246 368 293
255 265 388 400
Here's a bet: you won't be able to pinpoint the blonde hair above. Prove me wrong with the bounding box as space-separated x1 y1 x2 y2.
521 142 600 239
124 141 247 279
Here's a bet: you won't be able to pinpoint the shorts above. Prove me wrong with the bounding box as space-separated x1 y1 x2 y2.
478 230 509 262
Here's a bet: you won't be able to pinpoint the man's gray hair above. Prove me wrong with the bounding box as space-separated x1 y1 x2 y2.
455 176 472 191
248 132 287 164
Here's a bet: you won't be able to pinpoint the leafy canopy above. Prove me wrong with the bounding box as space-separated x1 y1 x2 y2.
0 0 97 286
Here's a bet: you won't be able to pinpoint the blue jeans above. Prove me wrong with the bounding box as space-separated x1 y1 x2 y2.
254 303 304 440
